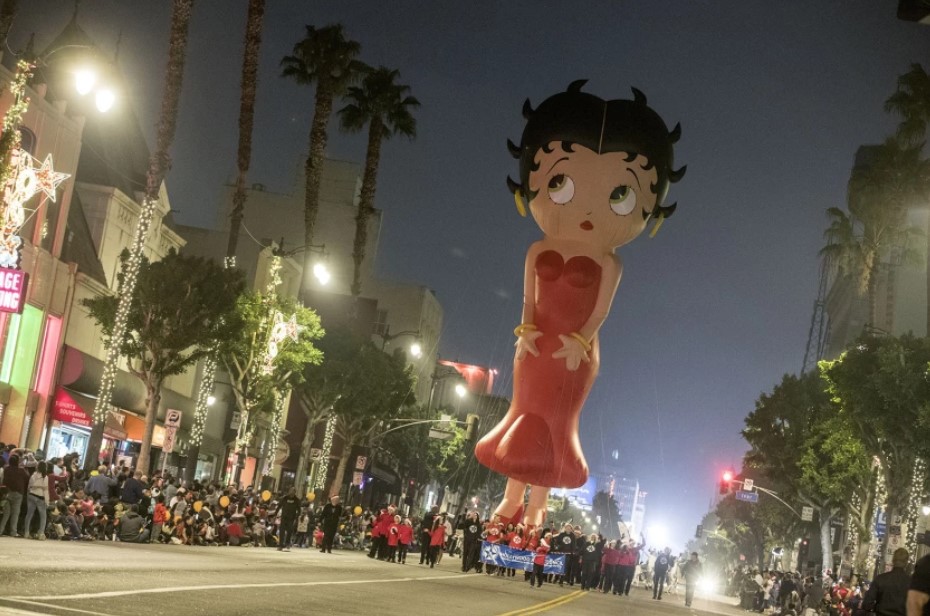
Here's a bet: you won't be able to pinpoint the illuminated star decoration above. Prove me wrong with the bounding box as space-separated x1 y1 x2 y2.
33 153 70 202
0 150 71 268
263 311 302 374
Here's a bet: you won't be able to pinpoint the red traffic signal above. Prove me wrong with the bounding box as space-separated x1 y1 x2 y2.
722 470 734 482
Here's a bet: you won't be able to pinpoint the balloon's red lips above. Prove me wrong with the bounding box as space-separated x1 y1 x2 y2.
580 221 594 231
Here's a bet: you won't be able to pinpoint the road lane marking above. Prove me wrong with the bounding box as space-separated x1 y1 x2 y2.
495 590 585 616
11 573 466 601
0 598 116 616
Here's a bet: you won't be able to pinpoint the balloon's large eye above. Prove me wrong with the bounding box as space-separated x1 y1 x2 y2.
609 185 636 216
548 174 575 205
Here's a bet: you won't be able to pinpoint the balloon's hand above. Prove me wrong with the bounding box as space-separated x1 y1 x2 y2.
515 329 543 360
552 335 590 371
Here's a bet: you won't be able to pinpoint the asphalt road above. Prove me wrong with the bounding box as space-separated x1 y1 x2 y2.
0 539 747 616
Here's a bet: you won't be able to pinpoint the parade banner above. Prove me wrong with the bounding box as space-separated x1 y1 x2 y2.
479 541 565 575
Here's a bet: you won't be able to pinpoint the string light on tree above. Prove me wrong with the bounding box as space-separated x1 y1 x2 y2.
905 457 927 555
0 60 35 193
314 414 336 491
190 356 217 447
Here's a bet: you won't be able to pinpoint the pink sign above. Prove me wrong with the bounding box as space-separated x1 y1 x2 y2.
0 267 28 314
52 388 91 427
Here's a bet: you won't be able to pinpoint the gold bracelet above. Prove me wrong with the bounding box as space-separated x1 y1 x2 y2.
569 332 592 352
513 323 537 337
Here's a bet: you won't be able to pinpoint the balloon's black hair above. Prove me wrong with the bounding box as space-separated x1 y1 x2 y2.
507 81 685 220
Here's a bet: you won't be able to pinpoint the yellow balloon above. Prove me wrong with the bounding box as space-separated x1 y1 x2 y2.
193 500 203 512
353 506 362 516
90 470 99 477
261 490 272 502
219 495 230 508
339 524 345 531
307 492 316 502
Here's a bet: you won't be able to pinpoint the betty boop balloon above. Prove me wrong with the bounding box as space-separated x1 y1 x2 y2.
475 81 685 528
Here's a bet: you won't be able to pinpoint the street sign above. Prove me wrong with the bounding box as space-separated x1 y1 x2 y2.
743 479 754 491
801 506 814 522
163 426 177 454
165 409 183 429
352 471 364 486
735 490 759 503
428 428 453 440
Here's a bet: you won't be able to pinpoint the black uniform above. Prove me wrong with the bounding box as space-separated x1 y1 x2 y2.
580 538 602 590
553 531 576 585
461 517 482 572
277 494 301 549
319 501 343 553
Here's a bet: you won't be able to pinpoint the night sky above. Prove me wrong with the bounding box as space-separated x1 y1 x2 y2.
17 1 930 548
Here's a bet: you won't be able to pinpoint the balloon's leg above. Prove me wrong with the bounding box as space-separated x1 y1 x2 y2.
493 478 527 524
524 485 550 528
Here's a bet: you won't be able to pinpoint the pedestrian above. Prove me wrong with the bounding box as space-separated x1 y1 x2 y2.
0 454 28 537
295 510 310 548
653 547 674 600
531 532 551 588
120 470 146 507
319 495 343 554
118 504 150 543
681 552 703 607
24 460 51 539
601 540 621 594
277 487 300 551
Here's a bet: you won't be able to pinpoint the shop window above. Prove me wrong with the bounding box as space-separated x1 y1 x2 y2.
34 315 62 397
18 127 36 156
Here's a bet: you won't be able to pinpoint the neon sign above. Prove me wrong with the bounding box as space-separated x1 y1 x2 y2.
0 266 27 313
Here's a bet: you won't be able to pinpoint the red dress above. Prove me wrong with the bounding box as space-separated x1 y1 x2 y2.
475 250 601 488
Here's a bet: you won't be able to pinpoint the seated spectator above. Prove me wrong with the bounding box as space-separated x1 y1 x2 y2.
118 504 150 543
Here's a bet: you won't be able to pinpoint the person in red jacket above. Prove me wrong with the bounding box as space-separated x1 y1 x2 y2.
428 514 447 568
376 505 395 560
367 508 385 559
151 495 169 544
531 532 552 588
386 515 401 563
617 540 644 596
483 515 503 575
507 525 526 578
397 518 414 564
601 540 622 594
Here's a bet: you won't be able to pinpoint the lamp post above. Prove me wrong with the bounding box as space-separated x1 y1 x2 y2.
374 325 422 358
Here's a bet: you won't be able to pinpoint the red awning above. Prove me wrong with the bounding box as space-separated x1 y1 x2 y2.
52 388 91 428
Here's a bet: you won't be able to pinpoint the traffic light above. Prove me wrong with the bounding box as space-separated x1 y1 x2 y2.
695 524 703 539
797 538 810 568
719 470 734 494
465 413 480 440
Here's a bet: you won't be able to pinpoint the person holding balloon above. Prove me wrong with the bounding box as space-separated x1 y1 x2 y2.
475 82 685 528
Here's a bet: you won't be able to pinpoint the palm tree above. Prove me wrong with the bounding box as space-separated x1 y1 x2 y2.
225 0 265 267
885 65 930 333
885 64 930 147
88 0 195 471
280 24 366 300
338 67 419 297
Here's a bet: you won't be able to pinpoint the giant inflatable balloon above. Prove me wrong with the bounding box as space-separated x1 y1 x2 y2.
475 81 685 528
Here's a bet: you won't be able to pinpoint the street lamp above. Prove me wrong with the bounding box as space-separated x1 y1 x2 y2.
312 262 331 286
94 88 115 112
454 383 467 398
375 325 423 357
74 68 96 95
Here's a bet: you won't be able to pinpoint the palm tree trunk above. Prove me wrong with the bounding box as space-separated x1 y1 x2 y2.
87 0 193 471
925 211 930 337
867 268 878 329
295 411 315 494
885 260 897 333
137 379 163 475
351 120 384 297
0 0 18 50
298 85 334 301
225 0 265 265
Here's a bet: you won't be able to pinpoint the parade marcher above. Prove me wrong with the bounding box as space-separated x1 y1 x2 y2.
653 547 674 600
580 533 602 590
859 548 908 616
681 552 703 608
616 541 638 595
601 541 621 594
552 523 576 586
398 518 413 564
277 487 301 551
387 515 401 563
531 532 552 588
428 515 446 568
419 505 439 564
461 511 482 572
376 505 395 560
319 495 343 554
